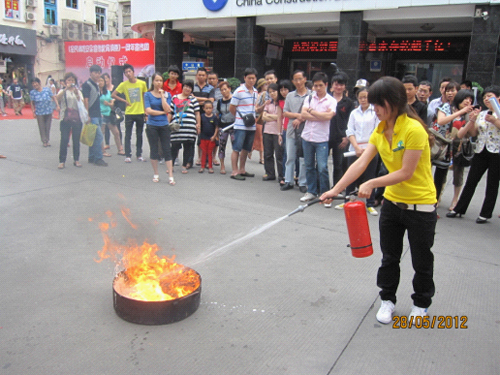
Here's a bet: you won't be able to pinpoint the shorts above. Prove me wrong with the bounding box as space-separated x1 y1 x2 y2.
232 129 256 153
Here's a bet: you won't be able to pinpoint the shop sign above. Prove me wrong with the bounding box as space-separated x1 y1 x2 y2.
203 0 228 11
0 25 36 56
182 62 205 71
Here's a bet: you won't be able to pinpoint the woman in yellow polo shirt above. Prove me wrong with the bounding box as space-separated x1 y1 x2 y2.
321 76 437 325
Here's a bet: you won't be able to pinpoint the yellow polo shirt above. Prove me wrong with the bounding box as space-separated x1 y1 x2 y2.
369 114 437 205
115 79 148 115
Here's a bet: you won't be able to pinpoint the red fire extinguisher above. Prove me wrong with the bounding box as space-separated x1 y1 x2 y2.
344 200 373 258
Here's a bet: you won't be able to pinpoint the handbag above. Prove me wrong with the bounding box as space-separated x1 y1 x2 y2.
77 98 89 124
80 121 98 146
63 92 80 123
429 128 452 164
236 92 257 127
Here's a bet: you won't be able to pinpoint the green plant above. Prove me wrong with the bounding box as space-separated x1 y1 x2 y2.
162 71 169 81
226 77 241 92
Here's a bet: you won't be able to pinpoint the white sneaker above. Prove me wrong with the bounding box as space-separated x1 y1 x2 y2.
324 202 332 208
137 156 147 162
376 300 395 324
124 157 132 163
367 207 379 216
300 192 317 202
335 203 345 210
409 305 428 319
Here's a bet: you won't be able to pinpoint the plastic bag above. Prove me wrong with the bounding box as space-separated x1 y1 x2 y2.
80 122 98 146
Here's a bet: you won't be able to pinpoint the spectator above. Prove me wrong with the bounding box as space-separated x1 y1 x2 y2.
144 72 174 184
261 83 283 182
216 81 235 175
8 78 24 116
229 67 258 181
448 85 500 223
278 79 293 185
198 101 220 174
82 65 108 166
170 80 201 174
99 76 123 156
282 70 310 193
460 80 472 90
417 80 432 104
335 87 379 215
402 75 427 122
329 71 354 187
300 72 336 205
427 76 451 125
208 71 222 166
112 64 149 163
0 77 7 116
163 65 183 97
252 78 268 165
30 78 59 147
56 72 83 169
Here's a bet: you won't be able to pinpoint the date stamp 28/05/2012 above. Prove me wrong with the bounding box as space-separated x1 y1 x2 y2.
392 316 468 329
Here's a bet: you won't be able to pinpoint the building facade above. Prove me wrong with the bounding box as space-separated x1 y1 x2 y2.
1 0 137 85
131 0 500 93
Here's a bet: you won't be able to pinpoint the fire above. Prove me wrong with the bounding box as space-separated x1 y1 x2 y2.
94 207 200 302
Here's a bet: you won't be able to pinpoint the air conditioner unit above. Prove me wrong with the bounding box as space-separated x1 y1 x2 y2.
0 60 6 74
82 24 95 41
62 20 81 40
25 11 36 21
26 0 37 8
50 25 62 36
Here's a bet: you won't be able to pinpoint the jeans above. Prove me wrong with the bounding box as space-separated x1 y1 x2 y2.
89 116 103 162
59 120 82 163
302 140 329 196
263 133 283 180
378 199 437 308
284 136 306 186
454 148 500 218
124 114 145 158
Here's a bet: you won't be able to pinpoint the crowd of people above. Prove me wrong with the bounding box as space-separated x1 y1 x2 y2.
3 62 500 325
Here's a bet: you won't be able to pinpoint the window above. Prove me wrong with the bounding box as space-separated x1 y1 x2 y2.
4 0 21 20
95 6 107 33
44 0 57 25
66 0 77 9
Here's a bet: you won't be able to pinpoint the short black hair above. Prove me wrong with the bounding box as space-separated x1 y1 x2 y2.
168 65 180 75
278 79 293 92
182 79 194 91
264 70 277 78
401 75 419 87
419 80 432 91
460 80 472 88
31 78 41 84
453 89 474 109
291 70 306 80
89 65 102 73
331 71 349 85
208 71 218 78
439 76 452 85
445 81 460 92
122 64 134 72
244 68 258 78
197 67 207 74
203 100 213 108
312 72 328 85
483 85 500 98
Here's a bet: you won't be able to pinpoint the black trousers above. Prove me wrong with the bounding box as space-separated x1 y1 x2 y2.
171 140 195 167
146 125 172 161
124 114 145 158
330 140 349 186
263 133 283 180
59 120 82 163
378 200 437 308
453 148 500 219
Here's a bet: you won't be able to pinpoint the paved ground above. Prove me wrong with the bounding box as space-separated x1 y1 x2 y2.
1 118 499 375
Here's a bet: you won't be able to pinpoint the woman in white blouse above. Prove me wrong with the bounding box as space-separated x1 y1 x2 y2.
447 85 500 223
335 87 380 215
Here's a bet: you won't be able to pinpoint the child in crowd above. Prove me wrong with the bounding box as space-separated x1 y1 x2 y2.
198 101 220 173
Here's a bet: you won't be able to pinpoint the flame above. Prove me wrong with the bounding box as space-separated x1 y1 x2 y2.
94 208 200 302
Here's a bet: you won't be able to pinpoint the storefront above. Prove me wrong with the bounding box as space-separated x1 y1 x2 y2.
0 25 36 90
131 1 500 92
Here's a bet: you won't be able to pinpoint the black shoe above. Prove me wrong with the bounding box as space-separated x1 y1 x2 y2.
299 185 307 193
446 210 462 218
262 175 276 181
88 159 95 164
476 216 488 224
280 183 294 191
94 159 108 166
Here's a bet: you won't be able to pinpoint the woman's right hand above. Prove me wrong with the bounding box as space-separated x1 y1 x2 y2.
468 109 480 123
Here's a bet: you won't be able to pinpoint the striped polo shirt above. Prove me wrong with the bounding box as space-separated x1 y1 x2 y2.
230 84 257 131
